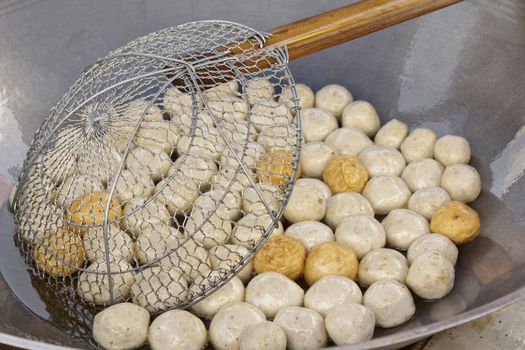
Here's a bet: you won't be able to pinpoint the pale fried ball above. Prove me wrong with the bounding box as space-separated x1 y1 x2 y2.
284 179 326 223
245 272 304 318
407 233 458 265
315 84 353 119
280 83 315 113
148 310 207 350
32 227 84 276
374 118 408 149
363 280 415 328
256 148 299 187
400 128 437 162
66 191 122 237
323 155 369 194
382 209 430 250
430 201 480 244
300 142 337 178
341 100 380 137
362 176 411 215
285 221 335 253
239 321 287 350
169 154 218 191
209 302 266 350
300 107 338 142
335 214 386 259
185 208 232 250
325 303 375 346
190 272 244 320
304 242 358 286
401 159 444 192
273 307 327 350
325 127 373 155
406 251 455 299
92 303 150 350
304 275 362 317
207 95 249 123
324 192 374 229
408 187 451 220
164 87 203 117
299 178 332 200
434 135 471 166
253 235 305 280
358 248 409 287
441 164 481 202
358 145 406 177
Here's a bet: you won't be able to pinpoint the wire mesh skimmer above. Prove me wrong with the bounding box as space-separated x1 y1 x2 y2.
12 20 302 314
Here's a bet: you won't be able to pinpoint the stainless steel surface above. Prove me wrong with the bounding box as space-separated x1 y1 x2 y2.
0 0 524 349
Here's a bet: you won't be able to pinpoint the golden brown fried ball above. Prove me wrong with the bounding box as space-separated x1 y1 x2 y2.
253 235 305 280
430 201 480 244
322 155 368 194
304 242 358 286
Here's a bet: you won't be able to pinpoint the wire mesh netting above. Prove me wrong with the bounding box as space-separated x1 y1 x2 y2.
12 20 301 315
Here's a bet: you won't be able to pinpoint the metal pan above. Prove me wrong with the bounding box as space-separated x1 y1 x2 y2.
0 0 523 349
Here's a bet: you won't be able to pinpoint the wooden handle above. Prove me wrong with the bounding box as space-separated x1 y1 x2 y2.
265 0 462 61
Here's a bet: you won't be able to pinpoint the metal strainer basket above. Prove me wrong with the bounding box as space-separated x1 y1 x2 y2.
12 20 301 314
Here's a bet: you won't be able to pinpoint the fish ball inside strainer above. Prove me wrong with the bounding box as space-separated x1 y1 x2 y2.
135 224 182 265
232 212 283 248
155 176 200 216
245 78 275 104
194 189 242 221
185 208 232 250
113 170 155 204
131 266 188 313
208 244 253 282
124 146 172 183
251 100 293 132
82 224 134 263
78 146 121 186
77 260 134 305
53 174 104 209
164 87 203 117
134 120 178 155
159 238 211 283
120 196 172 237
242 182 282 215
125 98 164 122
169 154 218 191
207 95 249 123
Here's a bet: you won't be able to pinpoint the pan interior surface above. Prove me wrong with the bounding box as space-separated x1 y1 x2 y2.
0 0 524 349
